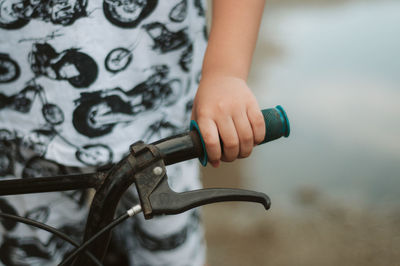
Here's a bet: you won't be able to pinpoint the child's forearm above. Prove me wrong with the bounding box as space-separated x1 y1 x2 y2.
202 0 266 80
192 0 266 167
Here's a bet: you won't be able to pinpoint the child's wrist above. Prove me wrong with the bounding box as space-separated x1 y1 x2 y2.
200 70 247 84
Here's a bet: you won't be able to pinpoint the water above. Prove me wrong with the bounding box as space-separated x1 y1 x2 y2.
245 0 400 211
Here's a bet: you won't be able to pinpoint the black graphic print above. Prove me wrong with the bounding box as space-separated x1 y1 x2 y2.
105 45 136 73
49 223 85 260
141 114 181 142
25 206 50 226
0 198 19 231
59 188 89 208
21 126 113 167
0 129 68 176
103 0 158 28
28 42 98 88
0 130 23 177
143 22 189 53
194 0 205 17
22 156 66 178
0 151 13 176
0 236 51 266
73 65 182 137
0 223 84 266
0 154 89 208
0 53 20 83
0 81 65 125
0 194 84 264
0 201 50 232
75 143 113 166
203 23 208 41
179 43 193 72
0 199 51 232
0 126 113 174
134 209 201 251
169 0 187 23
185 98 193 116
0 0 88 30
0 129 15 176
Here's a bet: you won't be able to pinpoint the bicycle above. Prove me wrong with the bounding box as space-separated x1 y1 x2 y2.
0 106 290 266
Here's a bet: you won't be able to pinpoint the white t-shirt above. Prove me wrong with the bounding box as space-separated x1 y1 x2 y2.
0 0 207 167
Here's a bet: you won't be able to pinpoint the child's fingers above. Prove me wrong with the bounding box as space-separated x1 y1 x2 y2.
247 106 265 145
218 116 239 162
233 110 254 158
197 118 221 166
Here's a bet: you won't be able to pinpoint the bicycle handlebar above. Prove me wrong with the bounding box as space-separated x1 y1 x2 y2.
0 106 290 196
153 105 290 166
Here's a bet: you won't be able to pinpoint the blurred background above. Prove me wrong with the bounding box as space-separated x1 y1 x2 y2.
201 0 400 265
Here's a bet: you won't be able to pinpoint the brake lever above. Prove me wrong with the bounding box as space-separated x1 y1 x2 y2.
150 176 271 215
131 141 271 219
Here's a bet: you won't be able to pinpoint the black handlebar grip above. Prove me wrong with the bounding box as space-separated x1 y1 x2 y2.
259 105 290 145
190 105 290 166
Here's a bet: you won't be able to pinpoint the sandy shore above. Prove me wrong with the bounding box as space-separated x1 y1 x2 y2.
203 195 400 266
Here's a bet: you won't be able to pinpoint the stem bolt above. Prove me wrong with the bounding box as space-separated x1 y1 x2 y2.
153 166 163 176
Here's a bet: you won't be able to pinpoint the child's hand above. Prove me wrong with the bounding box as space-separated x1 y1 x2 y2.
191 74 265 168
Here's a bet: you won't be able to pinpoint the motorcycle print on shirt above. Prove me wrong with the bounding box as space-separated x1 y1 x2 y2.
104 40 141 74
28 42 98 88
0 53 21 83
0 80 65 125
0 198 19 231
0 198 49 232
72 65 182 137
104 31 143 74
169 0 187 23
0 126 113 178
133 209 201 251
179 43 193 72
20 126 113 166
103 0 158 28
143 22 189 53
194 0 205 17
0 223 84 266
141 114 181 143
0 236 52 266
21 156 90 207
0 129 17 177
0 0 88 30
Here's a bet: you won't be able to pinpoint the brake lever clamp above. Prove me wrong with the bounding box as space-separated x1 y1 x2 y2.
130 142 271 220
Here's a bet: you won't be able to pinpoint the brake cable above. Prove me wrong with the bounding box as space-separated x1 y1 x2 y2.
0 212 102 266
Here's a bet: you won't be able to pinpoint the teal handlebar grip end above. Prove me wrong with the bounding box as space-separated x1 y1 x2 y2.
276 105 290 137
259 106 290 145
190 120 208 166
